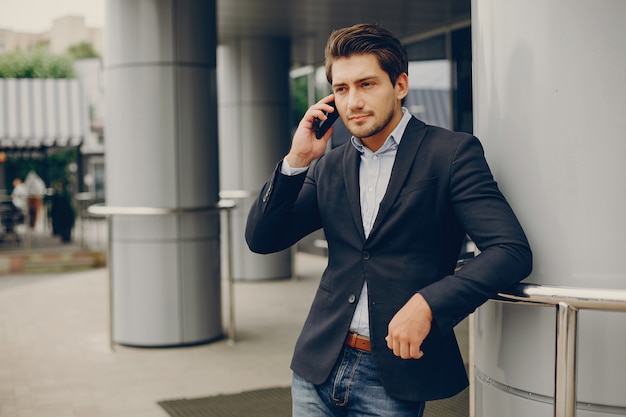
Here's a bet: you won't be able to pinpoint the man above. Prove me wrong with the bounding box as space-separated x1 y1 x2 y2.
246 23 532 416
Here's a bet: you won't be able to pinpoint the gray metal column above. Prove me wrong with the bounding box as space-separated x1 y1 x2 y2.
471 0 626 415
217 37 293 281
105 0 221 346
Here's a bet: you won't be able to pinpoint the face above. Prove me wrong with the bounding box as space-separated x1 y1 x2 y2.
330 54 408 148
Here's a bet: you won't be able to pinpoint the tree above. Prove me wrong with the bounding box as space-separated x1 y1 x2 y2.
0 46 75 78
67 41 100 60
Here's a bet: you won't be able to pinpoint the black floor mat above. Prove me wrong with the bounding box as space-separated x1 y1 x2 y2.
159 386 469 417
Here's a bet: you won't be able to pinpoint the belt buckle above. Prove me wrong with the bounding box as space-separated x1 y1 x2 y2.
346 332 370 352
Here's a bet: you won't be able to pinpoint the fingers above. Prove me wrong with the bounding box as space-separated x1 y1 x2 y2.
385 335 425 360
319 93 335 107
385 293 433 360
287 95 336 166
296 94 335 134
297 95 335 132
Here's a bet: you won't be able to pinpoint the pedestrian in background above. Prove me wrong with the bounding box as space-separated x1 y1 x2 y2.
24 171 46 230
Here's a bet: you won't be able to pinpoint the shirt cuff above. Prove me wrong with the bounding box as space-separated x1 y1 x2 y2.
280 158 309 176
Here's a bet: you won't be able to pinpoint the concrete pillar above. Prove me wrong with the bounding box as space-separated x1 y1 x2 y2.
218 37 293 281
105 0 221 346
472 0 626 415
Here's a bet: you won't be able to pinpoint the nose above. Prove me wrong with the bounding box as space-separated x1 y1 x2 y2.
347 90 364 112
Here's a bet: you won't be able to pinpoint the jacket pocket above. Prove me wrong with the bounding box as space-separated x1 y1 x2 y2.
398 177 437 197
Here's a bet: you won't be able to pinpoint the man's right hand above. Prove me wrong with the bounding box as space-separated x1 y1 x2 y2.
285 94 336 168
386 293 433 360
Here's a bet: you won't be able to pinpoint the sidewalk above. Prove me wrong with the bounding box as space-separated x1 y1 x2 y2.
0 252 318 416
0 252 469 416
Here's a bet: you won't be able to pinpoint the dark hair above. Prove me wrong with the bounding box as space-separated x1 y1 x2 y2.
324 23 408 86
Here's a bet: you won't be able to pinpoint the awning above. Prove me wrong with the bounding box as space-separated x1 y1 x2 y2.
0 78 88 155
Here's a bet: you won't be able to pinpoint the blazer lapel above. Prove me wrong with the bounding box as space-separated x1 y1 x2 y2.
342 142 366 241
370 117 427 237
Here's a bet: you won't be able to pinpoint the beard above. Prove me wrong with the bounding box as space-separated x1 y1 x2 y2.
346 103 396 140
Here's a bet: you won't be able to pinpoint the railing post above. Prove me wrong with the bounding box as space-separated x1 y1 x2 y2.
491 285 626 417
221 201 236 345
554 302 578 417
107 215 114 352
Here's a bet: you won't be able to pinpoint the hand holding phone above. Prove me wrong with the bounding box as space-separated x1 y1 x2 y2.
313 102 339 139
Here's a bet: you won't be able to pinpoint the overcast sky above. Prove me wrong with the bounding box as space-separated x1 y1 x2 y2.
0 0 105 33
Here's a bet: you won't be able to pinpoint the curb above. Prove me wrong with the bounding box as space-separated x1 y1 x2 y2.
0 250 107 274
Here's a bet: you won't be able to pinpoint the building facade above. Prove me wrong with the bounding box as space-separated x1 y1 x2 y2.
0 15 103 56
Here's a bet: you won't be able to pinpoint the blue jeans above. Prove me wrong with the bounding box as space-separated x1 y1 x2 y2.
292 346 425 417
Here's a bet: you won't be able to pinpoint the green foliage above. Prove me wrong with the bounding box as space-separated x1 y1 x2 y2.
0 46 75 78
46 150 77 191
67 41 100 60
291 75 310 128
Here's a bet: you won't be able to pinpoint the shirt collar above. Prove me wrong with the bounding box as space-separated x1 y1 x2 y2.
350 107 412 154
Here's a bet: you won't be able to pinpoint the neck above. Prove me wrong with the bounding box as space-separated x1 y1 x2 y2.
362 137 387 153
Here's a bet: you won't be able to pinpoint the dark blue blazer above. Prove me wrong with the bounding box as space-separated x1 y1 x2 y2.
246 117 532 401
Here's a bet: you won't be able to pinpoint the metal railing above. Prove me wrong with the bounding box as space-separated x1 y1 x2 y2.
482 283 626 417
87 201 237 350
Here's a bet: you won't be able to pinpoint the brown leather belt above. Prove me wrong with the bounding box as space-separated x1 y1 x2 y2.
345 332 371 352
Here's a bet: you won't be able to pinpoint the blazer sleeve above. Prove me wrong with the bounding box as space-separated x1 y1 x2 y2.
419 135 532 334
245 161 323 254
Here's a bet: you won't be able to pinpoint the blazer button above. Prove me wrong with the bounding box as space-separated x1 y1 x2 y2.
348 294 356 304
362 251 370 260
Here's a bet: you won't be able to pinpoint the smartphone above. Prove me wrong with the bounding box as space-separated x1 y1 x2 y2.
314 102 339 139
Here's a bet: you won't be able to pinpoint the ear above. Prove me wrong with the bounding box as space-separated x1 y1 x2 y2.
395 72 409 101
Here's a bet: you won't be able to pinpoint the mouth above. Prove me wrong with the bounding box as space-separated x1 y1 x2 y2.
348 113 371 123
